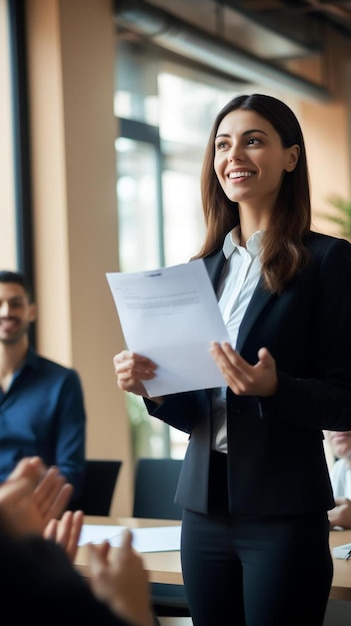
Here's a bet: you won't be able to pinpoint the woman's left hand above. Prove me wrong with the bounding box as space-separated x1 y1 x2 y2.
210 343 278 397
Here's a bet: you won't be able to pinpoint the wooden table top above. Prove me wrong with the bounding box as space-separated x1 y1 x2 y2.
75 517 351 599
328 529 351 600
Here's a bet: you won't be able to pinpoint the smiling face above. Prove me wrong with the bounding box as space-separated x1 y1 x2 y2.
213 109 299 217
0 282 36 346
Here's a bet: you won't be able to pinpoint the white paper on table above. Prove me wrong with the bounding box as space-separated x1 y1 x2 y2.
78 524 126 546
106 259 230 396
332 541 351 559
78 524 181 553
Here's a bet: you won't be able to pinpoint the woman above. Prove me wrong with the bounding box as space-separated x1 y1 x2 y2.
113 94 351 625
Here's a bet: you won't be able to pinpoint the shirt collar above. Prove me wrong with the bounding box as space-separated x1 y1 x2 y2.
20 346 40 372
222 226 264 259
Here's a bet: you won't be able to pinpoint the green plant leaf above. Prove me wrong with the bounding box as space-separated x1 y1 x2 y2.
317 195 351 240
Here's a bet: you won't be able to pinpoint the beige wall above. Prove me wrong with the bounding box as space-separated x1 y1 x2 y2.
25 0 133 516
304 34 351 235
287 31 351 235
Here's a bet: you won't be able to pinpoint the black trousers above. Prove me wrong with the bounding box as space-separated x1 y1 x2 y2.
181 452 333 626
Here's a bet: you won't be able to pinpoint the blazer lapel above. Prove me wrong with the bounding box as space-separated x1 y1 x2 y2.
203 250 226 285
203 251 276 354
236 277 276 353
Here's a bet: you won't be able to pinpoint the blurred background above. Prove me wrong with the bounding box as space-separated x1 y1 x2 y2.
1 0 350 514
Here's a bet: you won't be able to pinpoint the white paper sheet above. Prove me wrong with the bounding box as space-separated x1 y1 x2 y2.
78 524 126 546
106 259 230 395
78 524 181 553
333 541 351 559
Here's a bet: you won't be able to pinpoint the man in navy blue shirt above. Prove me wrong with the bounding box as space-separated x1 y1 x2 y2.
0 270 86 500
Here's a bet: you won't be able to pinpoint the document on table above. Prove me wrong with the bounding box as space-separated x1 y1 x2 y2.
333 541 351 559
78 524 181 552
106 259 231 396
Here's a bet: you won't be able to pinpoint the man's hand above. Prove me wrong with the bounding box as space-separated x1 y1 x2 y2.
0 457 73 535
88 529 155 626
328 497 351 529
44 509 83 562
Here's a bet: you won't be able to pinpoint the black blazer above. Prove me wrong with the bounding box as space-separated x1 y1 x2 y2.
145 232 351 516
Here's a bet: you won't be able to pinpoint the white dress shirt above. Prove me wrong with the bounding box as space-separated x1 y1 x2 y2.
212 226 263 453
330 457 351 499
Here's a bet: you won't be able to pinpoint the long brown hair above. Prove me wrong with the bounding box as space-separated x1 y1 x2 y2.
193 93 311 293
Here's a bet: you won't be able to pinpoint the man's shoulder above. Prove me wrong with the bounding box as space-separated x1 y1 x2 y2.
28 350 78 379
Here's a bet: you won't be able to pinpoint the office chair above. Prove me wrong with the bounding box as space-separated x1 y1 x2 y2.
71 459 122 516
133 457 190 617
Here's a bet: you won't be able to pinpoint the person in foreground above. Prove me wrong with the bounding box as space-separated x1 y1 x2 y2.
0 456 157 626
324 429 351 529
113 93 351 626
0 270 86 500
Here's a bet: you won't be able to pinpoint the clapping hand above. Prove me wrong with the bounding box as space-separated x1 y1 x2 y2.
0 456 82 561
88 529 155 626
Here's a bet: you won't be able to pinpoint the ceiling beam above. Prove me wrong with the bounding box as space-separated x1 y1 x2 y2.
115 0 331 102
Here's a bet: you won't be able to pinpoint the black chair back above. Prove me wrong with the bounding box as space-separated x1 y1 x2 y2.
133 457 183 519
72 459 122 516
132 457 189 617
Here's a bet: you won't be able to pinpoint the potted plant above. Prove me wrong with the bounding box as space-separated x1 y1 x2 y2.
323 196 351 241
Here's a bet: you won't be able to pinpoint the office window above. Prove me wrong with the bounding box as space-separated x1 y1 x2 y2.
158 71 232 266
115 39 235 459
0 0 17 268
116 136 162 272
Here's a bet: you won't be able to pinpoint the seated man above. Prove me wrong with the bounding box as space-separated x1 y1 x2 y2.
324 430 351 529
0 270 86 499
0 456 158 626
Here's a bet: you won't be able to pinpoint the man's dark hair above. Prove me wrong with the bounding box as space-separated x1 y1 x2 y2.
0 271 33 302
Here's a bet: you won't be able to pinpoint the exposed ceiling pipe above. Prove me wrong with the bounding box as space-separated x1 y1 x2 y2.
304 0 351 21
114 0 331 102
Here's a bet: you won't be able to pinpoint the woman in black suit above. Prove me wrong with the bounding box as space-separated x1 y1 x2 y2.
113 94 351 625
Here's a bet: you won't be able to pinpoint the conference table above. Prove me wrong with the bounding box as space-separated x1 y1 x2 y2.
76 516 182 585
75 517 351 600
329 529 351 600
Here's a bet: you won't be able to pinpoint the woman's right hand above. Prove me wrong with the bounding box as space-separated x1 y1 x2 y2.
113 350 158 398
